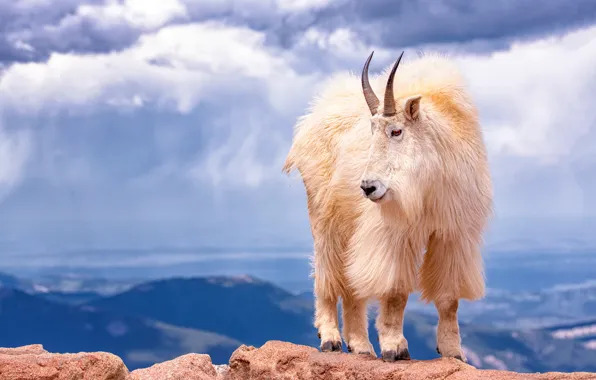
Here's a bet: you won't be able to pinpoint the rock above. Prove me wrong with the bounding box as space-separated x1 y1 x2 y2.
0 344 47 355
0 342 595 380
0 345 128 380
227 341 317 380
448 371 596 380
224 340 596 380
129 353 217 380
213 364 230 380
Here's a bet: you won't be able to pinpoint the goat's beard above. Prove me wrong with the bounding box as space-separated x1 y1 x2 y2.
382 176 425 225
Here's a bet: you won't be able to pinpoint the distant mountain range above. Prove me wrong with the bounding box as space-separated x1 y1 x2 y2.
0 271 138 296
0 286 239 370
0 271 595 372
402 284 596 329
87 275 317 348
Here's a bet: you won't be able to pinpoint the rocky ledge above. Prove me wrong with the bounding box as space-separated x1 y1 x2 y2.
1 341 595 380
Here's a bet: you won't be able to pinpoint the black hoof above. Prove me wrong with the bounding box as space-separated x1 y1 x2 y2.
321 340 342 352
347 344 373 356
381 348 410 362
396 348 411 360
437 347 466 363
382 350 396 362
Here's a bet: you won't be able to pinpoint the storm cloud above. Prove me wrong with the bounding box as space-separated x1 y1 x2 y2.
0 0 595 256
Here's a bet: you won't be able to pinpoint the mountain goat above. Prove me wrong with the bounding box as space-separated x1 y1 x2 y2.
283 51 493 362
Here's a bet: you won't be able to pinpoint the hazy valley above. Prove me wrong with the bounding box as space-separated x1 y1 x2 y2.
1 253 595 373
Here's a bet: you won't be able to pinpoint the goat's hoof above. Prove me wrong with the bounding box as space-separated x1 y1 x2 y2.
348 346 374 356
321 340 342 353
346 341 376 357
381 348 410 362
437 345 467 363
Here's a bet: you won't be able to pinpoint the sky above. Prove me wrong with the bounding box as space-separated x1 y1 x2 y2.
0 0 595 258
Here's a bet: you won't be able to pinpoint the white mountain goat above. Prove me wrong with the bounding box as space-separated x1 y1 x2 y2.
282 51 493 362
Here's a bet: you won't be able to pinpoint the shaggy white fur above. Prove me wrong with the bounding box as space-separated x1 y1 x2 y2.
283 52 493 362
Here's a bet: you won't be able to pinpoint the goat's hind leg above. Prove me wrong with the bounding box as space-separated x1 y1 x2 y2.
434 298 465 361
419 233 485 363
307 189 348 352
312 248 342 352
314 288 342 352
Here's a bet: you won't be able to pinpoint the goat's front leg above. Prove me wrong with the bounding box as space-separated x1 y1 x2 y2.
342 296 375 356
376 292 410 361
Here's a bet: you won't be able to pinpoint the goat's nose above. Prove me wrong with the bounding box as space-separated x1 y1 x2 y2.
360 180 377 196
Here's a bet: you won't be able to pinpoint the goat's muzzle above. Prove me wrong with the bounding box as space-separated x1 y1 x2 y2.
360 179 388 202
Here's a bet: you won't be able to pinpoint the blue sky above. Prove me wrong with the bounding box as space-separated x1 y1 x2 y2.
0 0 595 257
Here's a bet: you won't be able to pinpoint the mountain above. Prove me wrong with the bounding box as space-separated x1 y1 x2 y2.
88 275 317 348
546 320 596 348
2 271 595 373
0 272 35 292
87 276 439 359
459 322 596 372
361 306 596 373
0 270 140 304
86 275 596 373
403 283 596 329
0 270 138 305
25 272 140 295
37 290 102 305
0 286 240 370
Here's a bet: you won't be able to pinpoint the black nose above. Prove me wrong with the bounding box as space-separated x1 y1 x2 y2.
360 183 377 196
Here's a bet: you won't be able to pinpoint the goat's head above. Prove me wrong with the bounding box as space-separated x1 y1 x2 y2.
359 51 437 212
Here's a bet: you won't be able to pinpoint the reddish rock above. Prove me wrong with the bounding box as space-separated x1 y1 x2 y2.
0 345 128 380
0 344 47 356
1 342 595 380
227 341 317 380
310 352 471 380
129 353 217 380
224 340 596 380
213 364 230 380
449 370 596 380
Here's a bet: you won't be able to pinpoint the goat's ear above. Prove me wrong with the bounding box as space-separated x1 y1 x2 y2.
403 95 422 121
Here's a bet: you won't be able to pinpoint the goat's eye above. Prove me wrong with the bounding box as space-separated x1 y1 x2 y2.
391 129 403 137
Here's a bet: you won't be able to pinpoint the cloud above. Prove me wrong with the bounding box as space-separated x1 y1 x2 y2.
0 3 595 253
459 28 596 159
2 0 596 67
0 21 311 115
0 122 31 202
0 0 190 64
291 0 596 51
453 25 596 218
0 19 323 193
0 0 103 63
0 23 321 226
76 0 188 30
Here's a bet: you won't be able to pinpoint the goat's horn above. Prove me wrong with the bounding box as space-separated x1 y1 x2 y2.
383 51 404 116
361 51 380 115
